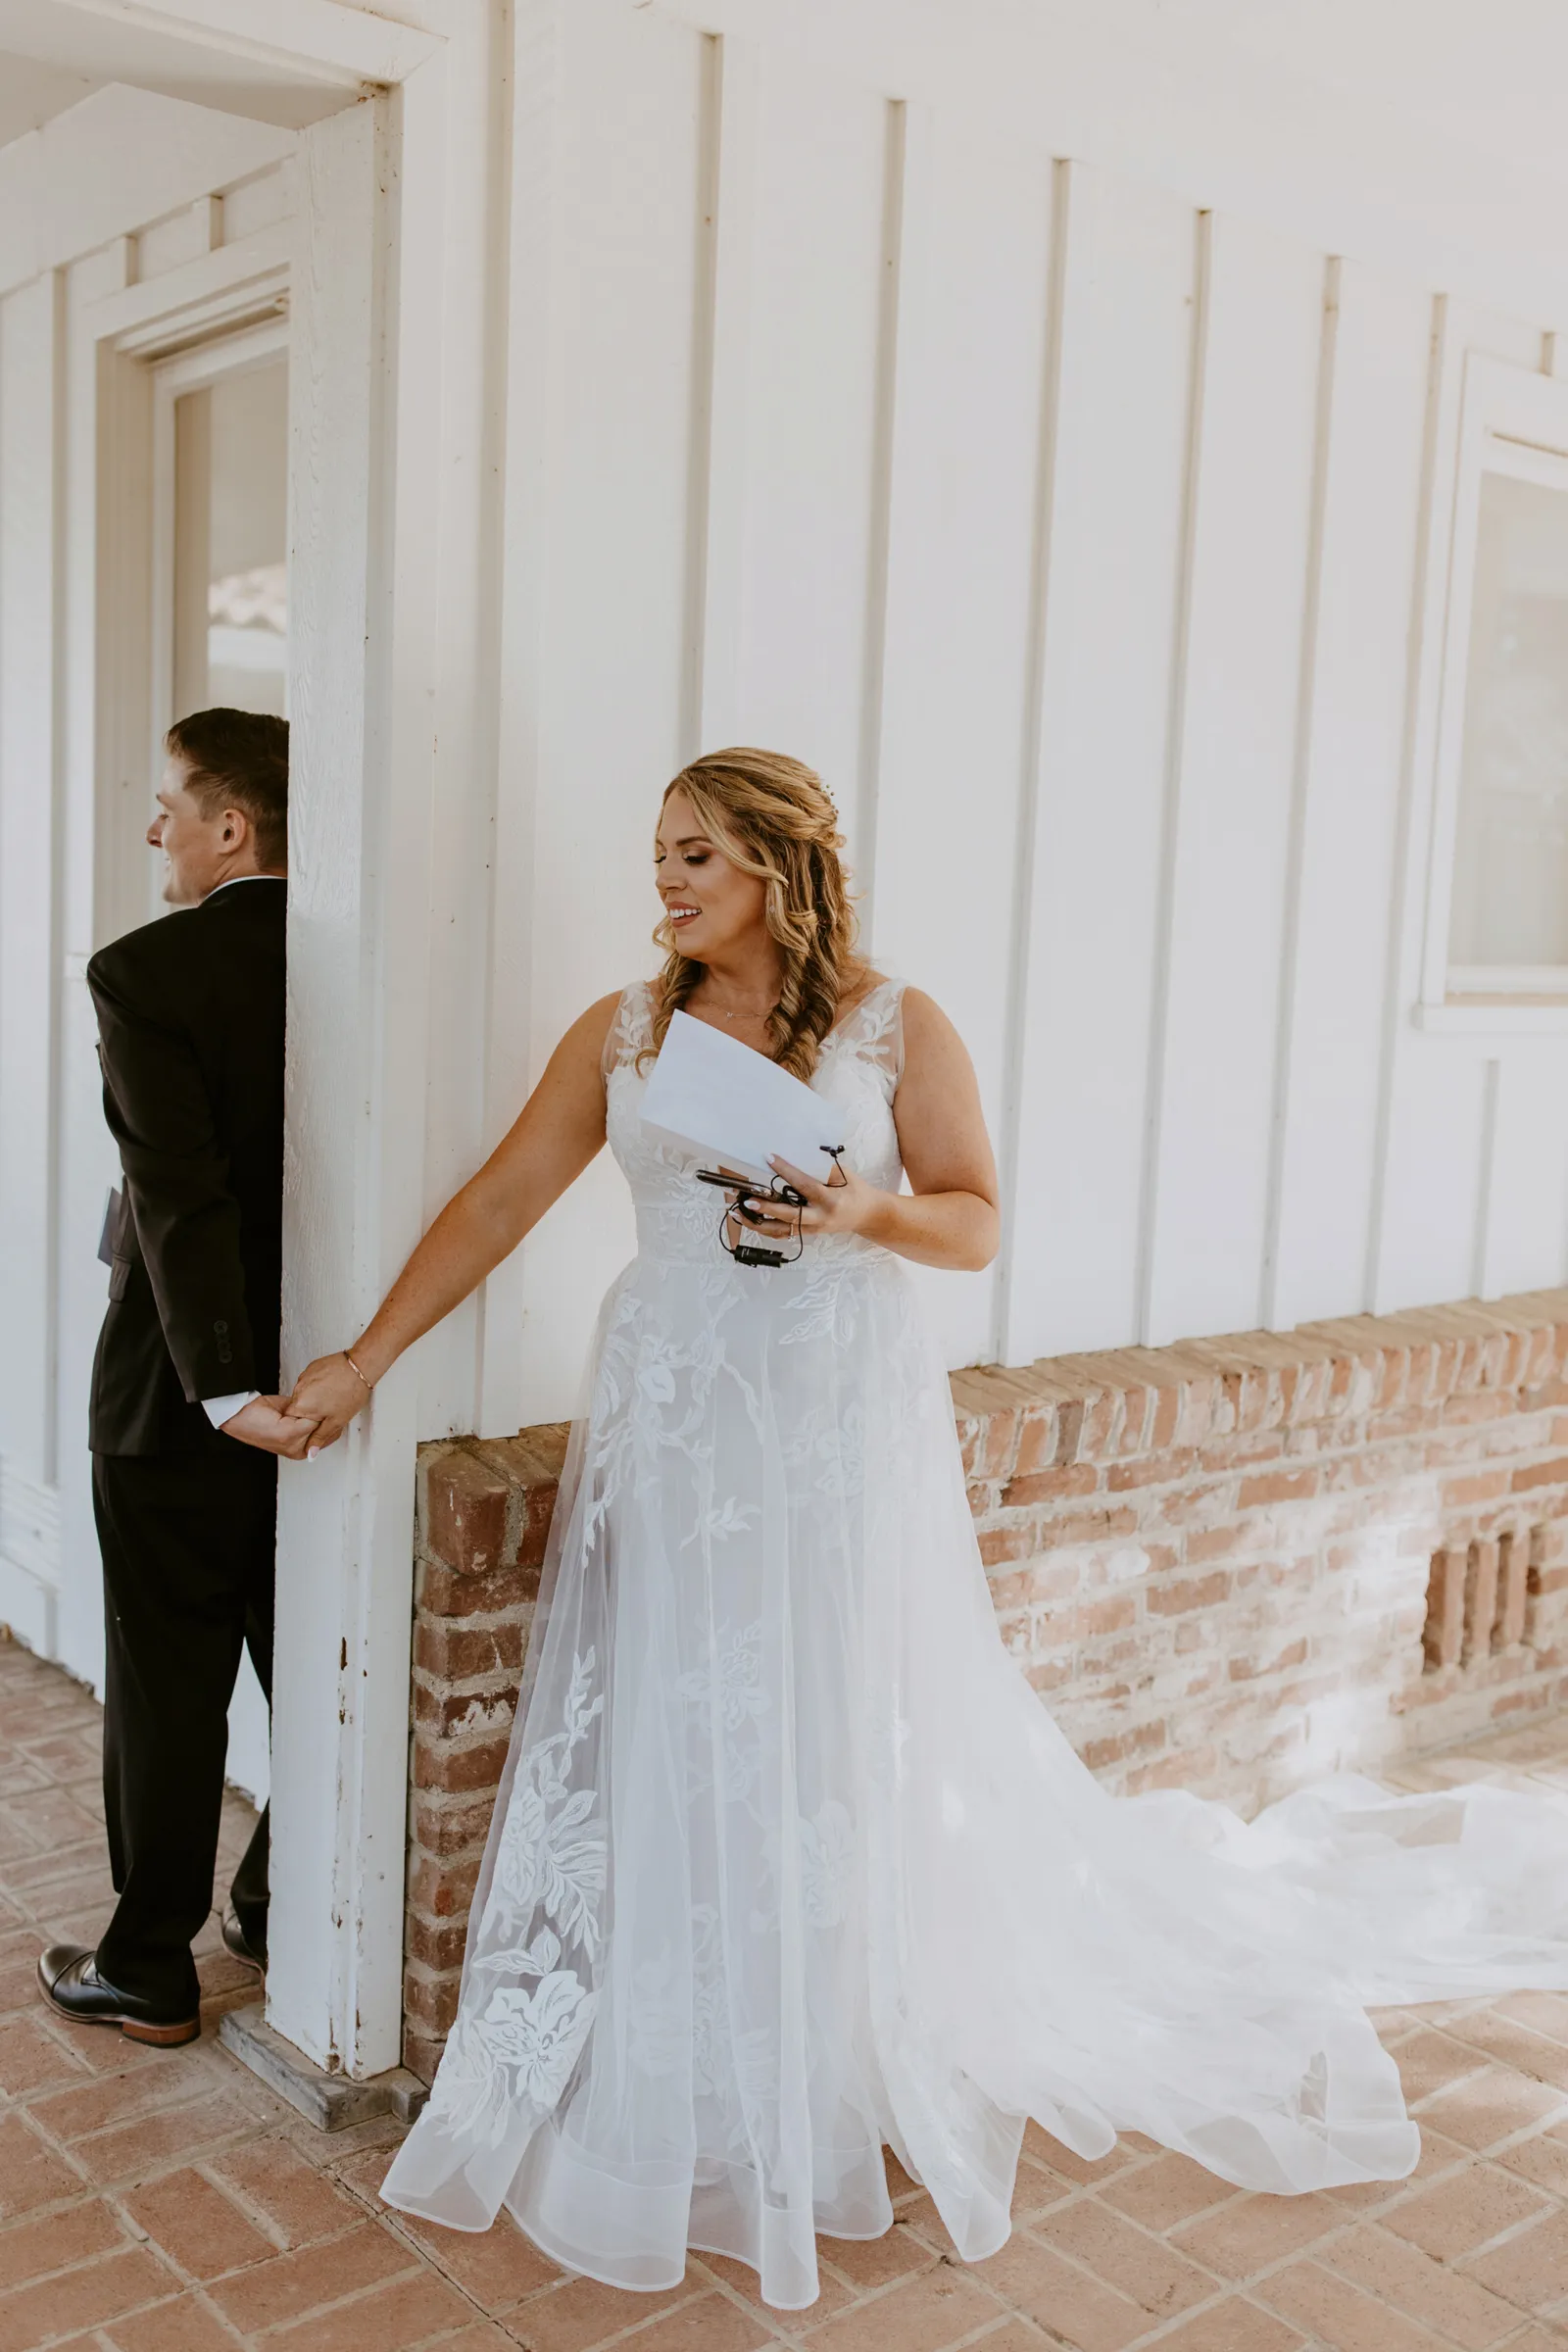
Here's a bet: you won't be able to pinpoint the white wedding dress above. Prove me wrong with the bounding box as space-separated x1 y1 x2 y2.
383 976 1568 2310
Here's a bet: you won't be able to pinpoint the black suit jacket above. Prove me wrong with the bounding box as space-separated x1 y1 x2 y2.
88 879 286 1456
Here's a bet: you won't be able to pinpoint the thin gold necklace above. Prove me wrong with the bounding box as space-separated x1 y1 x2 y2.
703 987 775 1023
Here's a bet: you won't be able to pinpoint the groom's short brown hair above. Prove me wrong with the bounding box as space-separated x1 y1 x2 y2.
167 709 289 869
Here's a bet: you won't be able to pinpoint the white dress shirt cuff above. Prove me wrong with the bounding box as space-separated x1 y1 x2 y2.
204 1390 261 1429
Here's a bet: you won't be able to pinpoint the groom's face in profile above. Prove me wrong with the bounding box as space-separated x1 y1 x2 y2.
147 758 245 908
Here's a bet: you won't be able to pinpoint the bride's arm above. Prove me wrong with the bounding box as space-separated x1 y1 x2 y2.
285 993 622 1446
774 989 1000 1272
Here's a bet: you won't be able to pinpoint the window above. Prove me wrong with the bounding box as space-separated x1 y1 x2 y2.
172 360 288 718
1449 465 1568 987
94 273 289 950
1423 356 1568 1020
137 319 288 920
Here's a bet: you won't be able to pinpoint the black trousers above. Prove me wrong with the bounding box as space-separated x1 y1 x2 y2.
92 1446 276 2010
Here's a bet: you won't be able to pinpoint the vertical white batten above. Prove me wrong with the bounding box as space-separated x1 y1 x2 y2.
0 270 65 1635
1135 209 1211 1348
855 95 928 952
404 0 512 1440
685 32 760 760
1365 295 1456 1312
477 0 564 1439
995 157 1082 1368
1260 255 1340 1330
1472 1054 1502 1298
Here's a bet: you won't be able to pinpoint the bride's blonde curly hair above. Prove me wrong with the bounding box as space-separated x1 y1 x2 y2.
644 748 861 1082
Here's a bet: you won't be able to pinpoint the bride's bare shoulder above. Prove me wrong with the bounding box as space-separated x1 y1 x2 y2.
895 988 981 1087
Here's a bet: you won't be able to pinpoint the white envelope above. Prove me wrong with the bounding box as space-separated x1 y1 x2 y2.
639 1009 847 1188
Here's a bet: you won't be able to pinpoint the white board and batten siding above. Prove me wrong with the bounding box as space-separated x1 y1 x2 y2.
0 122 296 1704
481 0 1568 1431
3 0 1568 2088
7 2 1568 1646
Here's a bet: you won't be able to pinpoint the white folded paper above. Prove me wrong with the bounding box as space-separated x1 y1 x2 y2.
639 1008 847 1187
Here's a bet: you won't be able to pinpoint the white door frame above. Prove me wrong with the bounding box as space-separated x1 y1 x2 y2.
270 18 506 2079
263 89 423 2082
70 88 431 2084
14 0 505 2083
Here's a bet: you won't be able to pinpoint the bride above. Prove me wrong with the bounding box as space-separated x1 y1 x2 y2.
286 747 1568 2312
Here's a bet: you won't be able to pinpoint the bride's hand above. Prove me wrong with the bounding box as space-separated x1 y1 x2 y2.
768 1155 875 1241
285 1351 375 1453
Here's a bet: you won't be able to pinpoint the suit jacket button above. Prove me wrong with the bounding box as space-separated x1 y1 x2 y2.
214 1319 228 1336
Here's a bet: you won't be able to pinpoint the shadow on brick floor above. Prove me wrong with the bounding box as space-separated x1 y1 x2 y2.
3 1630 1568 2349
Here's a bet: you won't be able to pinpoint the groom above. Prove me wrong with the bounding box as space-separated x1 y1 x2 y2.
37 710 315 2048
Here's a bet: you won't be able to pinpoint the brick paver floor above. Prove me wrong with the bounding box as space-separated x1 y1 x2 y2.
4 1628 1568 2350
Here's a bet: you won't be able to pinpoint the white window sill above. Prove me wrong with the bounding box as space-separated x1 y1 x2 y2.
1414 997 1568 1036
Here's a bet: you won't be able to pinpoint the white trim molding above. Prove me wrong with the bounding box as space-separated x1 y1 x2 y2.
1414 999 1568 1038
93 223 291 357
268 85 421 2084
0 84 296 298
40 0 442 89
1414 351 1568 1036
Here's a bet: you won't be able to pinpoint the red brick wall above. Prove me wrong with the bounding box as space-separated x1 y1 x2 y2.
405 1424 568 2085
403 1291 1568 2082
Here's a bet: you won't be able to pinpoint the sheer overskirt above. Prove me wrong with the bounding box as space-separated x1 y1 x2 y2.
382 980 1568 2310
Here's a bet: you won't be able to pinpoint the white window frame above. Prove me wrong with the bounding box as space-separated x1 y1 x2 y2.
144 318 290 924
91 242 289 953
1417 353 1568 1034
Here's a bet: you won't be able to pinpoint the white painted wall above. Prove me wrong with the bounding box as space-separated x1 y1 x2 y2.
8 0 1568 1595
7 0 1568 2068
0 117 297 1802
472 0 1568 1427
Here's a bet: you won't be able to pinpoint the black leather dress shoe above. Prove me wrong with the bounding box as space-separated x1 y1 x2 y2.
36 1944 200 2046
220 1907 267 1972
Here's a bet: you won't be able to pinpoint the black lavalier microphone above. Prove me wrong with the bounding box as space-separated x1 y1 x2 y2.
695 1146 846 1268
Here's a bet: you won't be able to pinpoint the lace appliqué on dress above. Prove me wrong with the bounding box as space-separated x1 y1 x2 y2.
424 1651 607 2151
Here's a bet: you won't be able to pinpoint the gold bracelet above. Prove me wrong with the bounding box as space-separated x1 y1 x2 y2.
343 1349 374 1395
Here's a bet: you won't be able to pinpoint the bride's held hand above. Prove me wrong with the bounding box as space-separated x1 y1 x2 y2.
285 1350 376 1454
768 1154 875 1241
